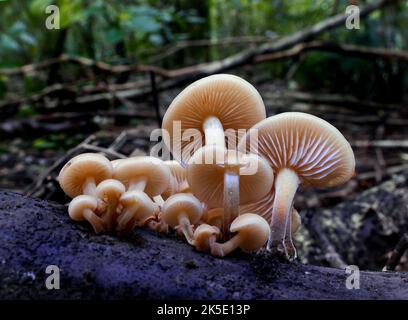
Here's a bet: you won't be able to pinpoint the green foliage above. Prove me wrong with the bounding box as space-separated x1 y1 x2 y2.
32 133 81 150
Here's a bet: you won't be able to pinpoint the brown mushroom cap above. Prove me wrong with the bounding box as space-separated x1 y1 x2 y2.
187 145 274 208
119 190 159 223
58 153 113 198
193 224 220 251
68 195 98 221
96 179 126 200
229 213 270 252
161 193 203 227
113 156 171 196
162 160 189 199
162 74 266 164
239 112 355 188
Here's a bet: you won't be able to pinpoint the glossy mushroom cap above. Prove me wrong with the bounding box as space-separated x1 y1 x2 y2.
162 160 189 199
239 112 355 188
119 190 159 223
229 213 270 252
162 74 266 164
187 145 274 208
113 156 171 196
193 224 220 252
68 195 98 221
161 193 203 228
58 153 113 198
96 179 126 200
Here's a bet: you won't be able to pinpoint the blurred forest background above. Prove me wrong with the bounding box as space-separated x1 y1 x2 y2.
0 0 407 269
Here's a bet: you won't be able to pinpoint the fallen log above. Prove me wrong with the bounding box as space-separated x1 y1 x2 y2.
0 190 407 299
297 172 408 270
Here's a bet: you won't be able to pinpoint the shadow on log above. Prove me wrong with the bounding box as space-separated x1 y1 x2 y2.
0 191 407 300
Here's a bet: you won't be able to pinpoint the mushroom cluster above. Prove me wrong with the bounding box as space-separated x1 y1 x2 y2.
58 74 355 260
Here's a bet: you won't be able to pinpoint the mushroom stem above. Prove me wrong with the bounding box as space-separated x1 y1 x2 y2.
83 176 97 196
128 178 147 192
223 164 240 239
153 195 165 206
211 233 243 257
284 204 297 260
117 204 140 231
268 168 299 260
83 208 106 234
203 116 225 148
102 199 119 231
178 212 195 245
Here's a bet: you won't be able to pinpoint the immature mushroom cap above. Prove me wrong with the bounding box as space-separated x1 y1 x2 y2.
162 74 266 164
193 224 220 252
161 193 203 228
113 156 171 196
229 214 270 252
117 190 159 233
187 145 274 207
58 153 113 198
161 193 203 244
96 179 126 229
210 213 270 257
162 160 190 200
68 195 105 233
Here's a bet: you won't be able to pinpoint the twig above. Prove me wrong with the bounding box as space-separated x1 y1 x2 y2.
0 0 398 81
383 234 408 271
25 136 126 197
357 164 408 180
352 140 408 148
150 71 162 127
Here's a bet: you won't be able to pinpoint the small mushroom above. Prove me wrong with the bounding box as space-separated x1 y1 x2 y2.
193 224 221 252
187 145 273 236
113 156 171 195
238 112 355 259
161 193 203 244
210 213 270 258
95 179 126 231
68 195 106 233
58 153 113 198
117 190 160 233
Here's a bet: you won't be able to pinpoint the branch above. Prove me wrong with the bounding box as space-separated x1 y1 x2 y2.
0 0 398 80
255 40 408 63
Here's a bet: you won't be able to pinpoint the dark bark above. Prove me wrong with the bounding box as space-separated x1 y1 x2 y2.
0 190 407 300
297 171 408 270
